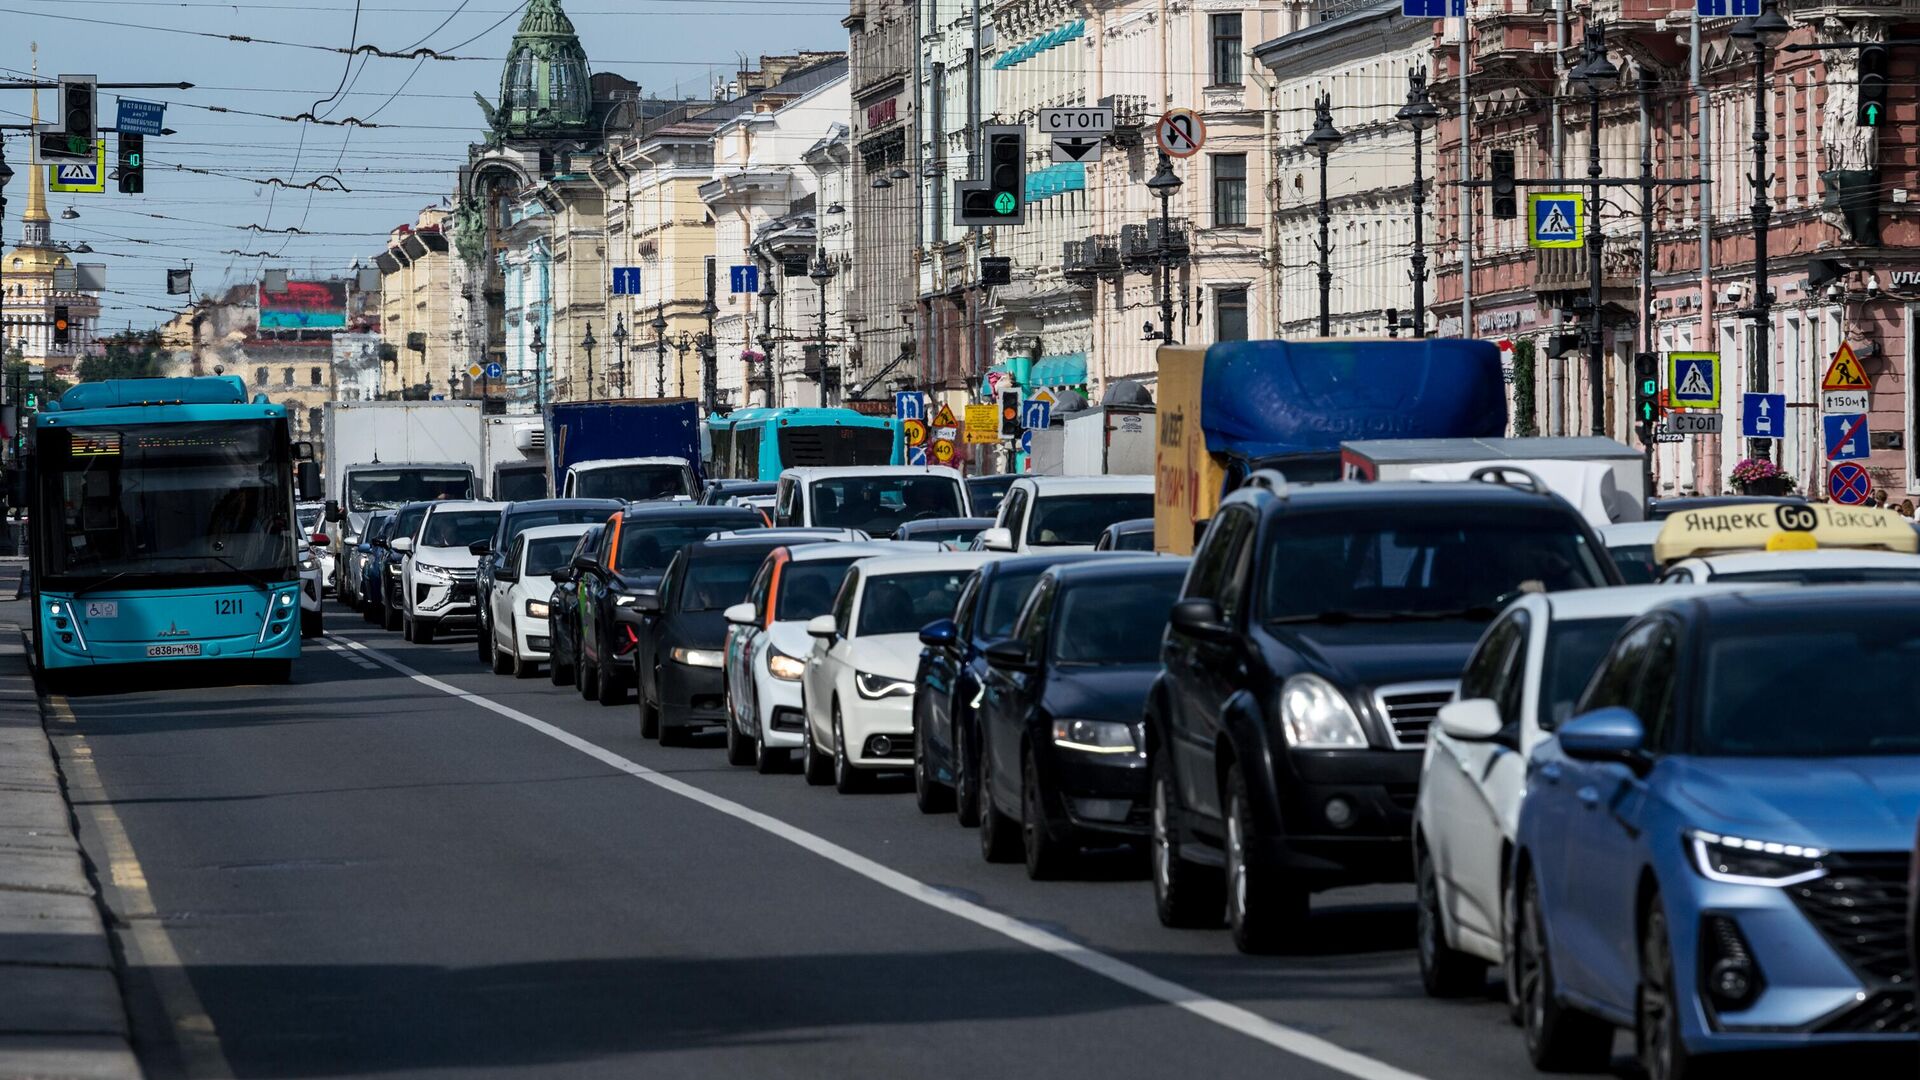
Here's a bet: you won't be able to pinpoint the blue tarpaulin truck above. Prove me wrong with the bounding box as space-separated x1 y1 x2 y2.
546 399 703 502
1152 339 1508 554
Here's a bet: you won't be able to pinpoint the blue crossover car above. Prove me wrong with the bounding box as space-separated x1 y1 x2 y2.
1513 587 1920 1077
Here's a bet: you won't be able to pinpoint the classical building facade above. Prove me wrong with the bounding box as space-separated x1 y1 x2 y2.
373 208 463 399
845 0 919 396
2 91 102 376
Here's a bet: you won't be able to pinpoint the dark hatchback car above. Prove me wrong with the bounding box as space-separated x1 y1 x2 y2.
893 516 995 547
573 505 765 705
545 524 605 688
1147 471 1619 953
1094 518 1155 551
352 510 395 613
967 474 1019 519
471 498 624 665
976 557 1190 878
912 551 1118 823
371 501 433 632
702 480 777 506
633 537 788 745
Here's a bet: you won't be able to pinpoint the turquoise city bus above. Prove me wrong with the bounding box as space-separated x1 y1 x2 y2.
704 407 901 480
29 377 307 683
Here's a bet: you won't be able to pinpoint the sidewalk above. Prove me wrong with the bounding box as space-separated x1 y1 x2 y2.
0 623 140 1080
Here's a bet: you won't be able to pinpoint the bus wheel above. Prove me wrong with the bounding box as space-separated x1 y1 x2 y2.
258 659 294 684
301 608 322 639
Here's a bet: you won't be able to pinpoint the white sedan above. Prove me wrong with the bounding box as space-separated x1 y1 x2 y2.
723 541 938 773
488 523 596 677
799 552 1001 794
1412 584 1754 1000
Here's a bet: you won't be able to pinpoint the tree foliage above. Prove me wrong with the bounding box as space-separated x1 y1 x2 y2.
77 331 168 384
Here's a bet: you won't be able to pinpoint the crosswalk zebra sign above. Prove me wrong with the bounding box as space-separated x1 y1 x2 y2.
47 140 105 194
1666 351 1721 409
1528 193 1583 249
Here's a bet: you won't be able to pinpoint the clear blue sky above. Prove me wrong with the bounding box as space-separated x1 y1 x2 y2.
4 0 846 330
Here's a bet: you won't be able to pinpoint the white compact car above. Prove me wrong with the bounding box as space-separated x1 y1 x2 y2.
488 522 596 677
722 541 941 773
977 476 1154 554
1659 548 1920 585
396 500 503 644
799 551 1001 793
1411 584 1756 1000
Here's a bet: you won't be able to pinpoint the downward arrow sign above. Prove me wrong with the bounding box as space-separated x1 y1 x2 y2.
1053 137 1099 161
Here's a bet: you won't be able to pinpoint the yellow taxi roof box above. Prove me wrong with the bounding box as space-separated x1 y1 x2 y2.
1652 502 1919 564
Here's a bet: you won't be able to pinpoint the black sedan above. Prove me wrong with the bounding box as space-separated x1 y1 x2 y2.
545 524 607 688
632 536 788 746
975 557 1190 878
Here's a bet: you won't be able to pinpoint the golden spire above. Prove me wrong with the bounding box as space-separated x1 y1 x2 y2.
22 42 47 225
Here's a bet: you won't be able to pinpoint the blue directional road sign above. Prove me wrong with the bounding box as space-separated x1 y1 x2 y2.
115 98 165 136
1824 413 1870 462
1742 393 1785 439
1019 429 1033 455
611 267 642 295
729 265 759 295
484 362 504 380
1021 399 1051 431
894 391 925 421
907 445 929 466
1401 0 1464 16
1697 0 1759 16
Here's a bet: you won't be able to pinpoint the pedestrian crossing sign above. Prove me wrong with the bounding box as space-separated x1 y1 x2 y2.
1666 351 1721 409
1528 193 1583 249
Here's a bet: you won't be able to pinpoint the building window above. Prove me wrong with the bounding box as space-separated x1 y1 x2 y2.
310 366 322 386
309 407 322 435
1209 14 1243 86
282 367 295 387
255 366 268 386
1216 288 1249 342
1212 154 1247 228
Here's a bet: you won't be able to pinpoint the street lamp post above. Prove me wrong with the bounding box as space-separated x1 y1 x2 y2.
529 325 546 412
698 298 718 413
1732 0 1790 462
580 323 597 403
1306 92 1345 338
758 267 779 408
1146 155 1182 344
650 305 668 399
809 254 835 402
1571 23 1619 437
610 315 628 398
674 332 691 398
1396 69 1440 338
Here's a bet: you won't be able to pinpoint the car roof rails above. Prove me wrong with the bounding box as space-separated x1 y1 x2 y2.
1467 465 1549 496
1241 469 1290 499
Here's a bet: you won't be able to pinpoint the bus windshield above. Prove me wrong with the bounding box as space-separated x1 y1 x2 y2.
573 464 692 502
347 468 473 512
39 421 295 583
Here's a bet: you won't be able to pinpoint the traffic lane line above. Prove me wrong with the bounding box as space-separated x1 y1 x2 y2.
326 632 1430 1080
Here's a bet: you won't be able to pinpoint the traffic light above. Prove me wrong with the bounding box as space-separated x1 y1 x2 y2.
118 133 144 194
955 124 1026 226
998 389 1021 438
52 75 96 159
1634 352 1659 427
1490 148 1516 220
1858 45 1888 127
52 307 71 346
980 256 1011 286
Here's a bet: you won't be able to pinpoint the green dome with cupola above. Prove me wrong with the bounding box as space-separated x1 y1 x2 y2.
473 0 592 140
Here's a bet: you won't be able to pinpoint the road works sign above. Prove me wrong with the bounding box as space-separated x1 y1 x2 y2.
1666 352 1721 409
1527 193 1582 248
1821 341 1871 392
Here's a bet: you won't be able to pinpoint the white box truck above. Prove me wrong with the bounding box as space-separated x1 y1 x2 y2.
1063 405 1155 475
321 401 485 587
484 415 547 500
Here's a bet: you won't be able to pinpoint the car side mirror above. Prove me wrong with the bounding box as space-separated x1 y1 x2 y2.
1438 698 1504 742
496 567 517 583
1558 707 1649 772
572 554 596 572
468 540 491 556
325 500 343 522
984 639 1033 671
390 536 413 554
806 614 838 640
371 537 389 549
724 601 758 626
918 617 958 648
633 590 662 615
1170 597 1232 642
979 527 1014 552
549 569 570 585
310 533 330 547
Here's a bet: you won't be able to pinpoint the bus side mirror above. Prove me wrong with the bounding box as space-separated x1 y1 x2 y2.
325 500 343 523
296 461 321 502
292 441 315 461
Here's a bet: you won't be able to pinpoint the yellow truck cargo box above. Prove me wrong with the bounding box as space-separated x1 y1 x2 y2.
1153 345 1221 556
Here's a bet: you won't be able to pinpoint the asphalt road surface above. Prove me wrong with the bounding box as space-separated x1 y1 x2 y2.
49 597 1592 1080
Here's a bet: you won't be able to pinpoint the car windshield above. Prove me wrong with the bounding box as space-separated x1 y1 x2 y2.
679 550 773 612
574 464 691 502
504 507 616 549
1697 619 1920 755
1053 576 1183 664
857 570 972 637
390 505 429 545
1105 528 1155 552
347 469 472 511
980 567 1048 638
904 524 987 545
1260 508 1610 622
297 507 321 534
524 535 583 576
362 514 392 544
775 558 858 621
809 476 964 534
421 510 501 548
494 467 548 503
619 518 758 571
1539 616 1632 730
1709 566 1920 585
968 476 1016 516
1026 494 1155 546
1608 544 1658 584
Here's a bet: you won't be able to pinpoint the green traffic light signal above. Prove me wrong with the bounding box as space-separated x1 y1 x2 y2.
993 191 1017 215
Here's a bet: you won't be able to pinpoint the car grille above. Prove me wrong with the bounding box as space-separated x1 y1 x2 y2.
1789 851 1914 1033
1371 681 1458 749
445 567 477 581
449 582 475 604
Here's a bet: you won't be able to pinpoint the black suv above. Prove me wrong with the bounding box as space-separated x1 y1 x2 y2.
1146 469 1619 953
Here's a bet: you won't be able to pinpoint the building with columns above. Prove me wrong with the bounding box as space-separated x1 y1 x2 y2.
2 92 102 376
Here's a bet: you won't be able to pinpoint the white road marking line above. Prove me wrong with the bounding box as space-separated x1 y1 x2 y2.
47 694 236 1080
325 632 1430 1080
321 639 380 670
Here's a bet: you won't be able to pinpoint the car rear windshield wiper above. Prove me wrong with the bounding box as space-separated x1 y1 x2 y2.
1266 610 1401 624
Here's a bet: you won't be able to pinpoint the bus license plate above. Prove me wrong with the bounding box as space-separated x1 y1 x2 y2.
146 643 202 658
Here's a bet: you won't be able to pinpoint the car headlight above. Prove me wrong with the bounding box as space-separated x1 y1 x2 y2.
1687 829 1827 887
414 562 451 580
386 563 401 575
525 599 550 620
767 648 806 681
1277 674 1367 749
671 646 725 668
855 670 914 700
1051 718 1136 754
615 593 639 607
